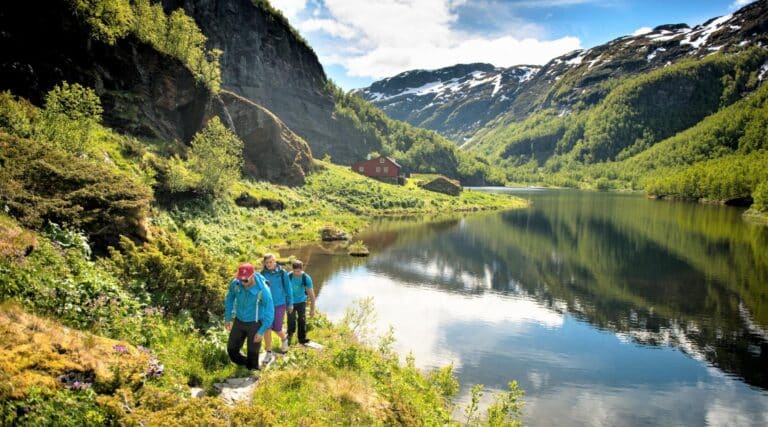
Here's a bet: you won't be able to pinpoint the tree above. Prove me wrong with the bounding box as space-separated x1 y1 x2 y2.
38 82 103 153
187 117 243 196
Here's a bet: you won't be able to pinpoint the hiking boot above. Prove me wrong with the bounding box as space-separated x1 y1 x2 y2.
262 351 273 365
281 337 289 352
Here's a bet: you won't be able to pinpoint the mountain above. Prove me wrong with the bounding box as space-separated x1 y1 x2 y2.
361 0 768 149
355 63 539 142
360 0 768 206
162 0 501 184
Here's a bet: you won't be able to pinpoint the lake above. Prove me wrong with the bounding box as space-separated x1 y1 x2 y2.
289 189 768 426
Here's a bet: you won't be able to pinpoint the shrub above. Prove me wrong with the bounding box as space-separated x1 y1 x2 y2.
0 133 151 251
108 231 229 324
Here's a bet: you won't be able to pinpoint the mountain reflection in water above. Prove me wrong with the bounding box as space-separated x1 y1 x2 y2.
291 189 768 426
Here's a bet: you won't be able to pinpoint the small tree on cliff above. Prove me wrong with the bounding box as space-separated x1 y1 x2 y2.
188 117 243 196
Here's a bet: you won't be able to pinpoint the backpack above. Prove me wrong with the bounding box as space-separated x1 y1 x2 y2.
300 273 308 295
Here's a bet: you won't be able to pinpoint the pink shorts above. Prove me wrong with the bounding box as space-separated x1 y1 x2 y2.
271 305 286 331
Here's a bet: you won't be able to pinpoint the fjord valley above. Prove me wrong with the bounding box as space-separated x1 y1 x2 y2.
1 0 767 426
360 0 768 214
0 0 523 425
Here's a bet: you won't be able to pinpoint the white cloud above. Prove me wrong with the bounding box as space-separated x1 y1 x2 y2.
730 0 753 9
632 27 653 36
269 0 307 20
299 18 357 39
281 0 582 79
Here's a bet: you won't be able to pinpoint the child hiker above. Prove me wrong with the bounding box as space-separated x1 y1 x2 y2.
287 260 316 346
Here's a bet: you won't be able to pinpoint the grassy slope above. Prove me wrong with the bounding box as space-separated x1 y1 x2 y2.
0 92 526 424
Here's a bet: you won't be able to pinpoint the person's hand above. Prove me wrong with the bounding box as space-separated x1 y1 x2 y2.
224 322 232 331
287 305 294 314
309 308 315 317
253 333 263 343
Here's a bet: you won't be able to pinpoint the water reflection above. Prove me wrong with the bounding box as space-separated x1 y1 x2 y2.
290 189 768 426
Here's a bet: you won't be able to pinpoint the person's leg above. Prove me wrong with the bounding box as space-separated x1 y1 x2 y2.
244 320 262 370
287 306 297 344
296 302 307 344
226 319 248 366
272 305 289 351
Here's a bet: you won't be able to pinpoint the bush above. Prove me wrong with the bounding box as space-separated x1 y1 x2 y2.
0 133 151 251
107 231 229 324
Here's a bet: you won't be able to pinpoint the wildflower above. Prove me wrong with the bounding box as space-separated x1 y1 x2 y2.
113 344 129 354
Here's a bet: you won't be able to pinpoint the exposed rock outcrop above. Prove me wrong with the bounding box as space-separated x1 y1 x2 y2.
0 1 312 186
162 0 377 164
209 91 312 186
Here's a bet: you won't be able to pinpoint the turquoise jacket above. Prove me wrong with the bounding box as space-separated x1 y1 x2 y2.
289 272 313 304
261 265 293 308
224 274 274 335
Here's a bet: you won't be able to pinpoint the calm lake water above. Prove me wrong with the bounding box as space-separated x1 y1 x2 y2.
290 189 768 426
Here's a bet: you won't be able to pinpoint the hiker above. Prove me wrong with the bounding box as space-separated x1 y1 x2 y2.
260 253 293 365
224 263 274 372
287 260 316 346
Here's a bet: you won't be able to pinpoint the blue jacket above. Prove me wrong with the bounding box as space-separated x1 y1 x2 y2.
289 272 313 304
262 265 293 308
224 274 274 335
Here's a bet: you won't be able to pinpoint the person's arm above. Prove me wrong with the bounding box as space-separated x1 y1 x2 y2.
284 270 294 312
257 281 274 336
224 280 236 329
305 274 316 317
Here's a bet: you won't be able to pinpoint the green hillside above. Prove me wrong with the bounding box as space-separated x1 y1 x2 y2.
467 46 768 214
329 84 508 186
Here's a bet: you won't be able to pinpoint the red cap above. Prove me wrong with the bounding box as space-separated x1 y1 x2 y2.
236 263 255 280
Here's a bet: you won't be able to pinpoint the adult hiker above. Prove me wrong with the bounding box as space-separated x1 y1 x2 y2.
260 253 293 365
287 260 316 346
224 263 274 373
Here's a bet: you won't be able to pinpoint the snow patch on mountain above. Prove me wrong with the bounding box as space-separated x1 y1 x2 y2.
759 61 768 81
647 47 667 61
681 14 734 49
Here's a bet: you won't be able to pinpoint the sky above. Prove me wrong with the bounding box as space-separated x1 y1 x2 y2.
269 0 757 90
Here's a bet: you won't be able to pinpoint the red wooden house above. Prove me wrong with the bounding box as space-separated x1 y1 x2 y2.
351 156 403 184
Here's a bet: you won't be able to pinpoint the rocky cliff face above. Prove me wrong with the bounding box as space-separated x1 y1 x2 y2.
0 1 311 185
162 0 374 164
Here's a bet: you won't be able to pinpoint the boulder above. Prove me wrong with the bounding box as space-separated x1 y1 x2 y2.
234 192 285 211
320 226 348 241
209 92 312 186
419 176 462 196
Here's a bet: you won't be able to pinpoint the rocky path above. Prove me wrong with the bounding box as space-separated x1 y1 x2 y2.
198 342 324 405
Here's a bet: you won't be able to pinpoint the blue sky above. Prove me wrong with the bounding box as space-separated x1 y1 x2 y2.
270 0 755 90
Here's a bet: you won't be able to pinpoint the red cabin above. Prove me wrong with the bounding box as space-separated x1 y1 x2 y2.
351 156 403 184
